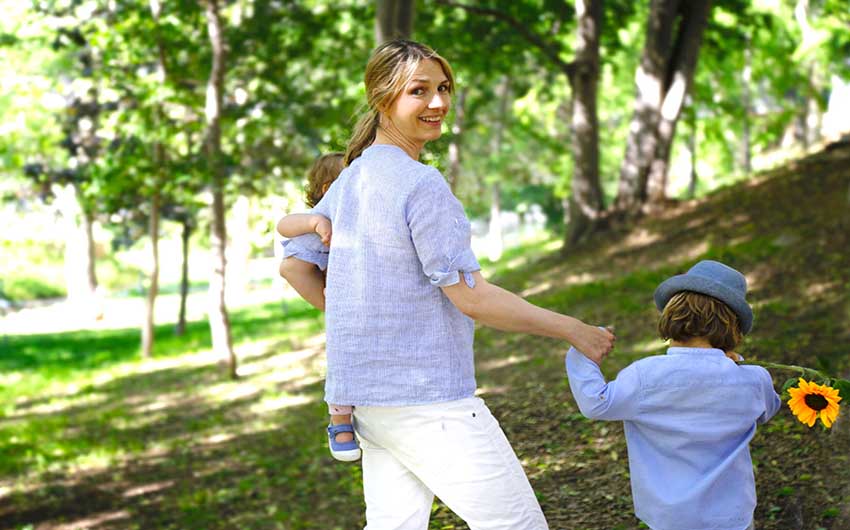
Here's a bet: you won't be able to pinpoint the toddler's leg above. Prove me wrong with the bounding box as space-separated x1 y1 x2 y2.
330 413 354 443
326 404 360 461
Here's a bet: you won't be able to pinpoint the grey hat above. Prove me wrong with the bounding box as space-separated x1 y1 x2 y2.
654 260 753 334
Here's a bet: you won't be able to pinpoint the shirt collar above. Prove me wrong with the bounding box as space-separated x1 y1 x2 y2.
666 347 727 357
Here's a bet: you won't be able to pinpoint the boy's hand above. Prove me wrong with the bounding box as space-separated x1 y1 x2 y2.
313 216 332 246
572 323 615 365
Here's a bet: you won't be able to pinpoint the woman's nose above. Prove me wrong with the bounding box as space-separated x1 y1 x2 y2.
428 92 449 110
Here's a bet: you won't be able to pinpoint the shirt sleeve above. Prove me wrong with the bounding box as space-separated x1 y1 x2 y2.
566 347 642 421
281 233 329 271
756 368 782 425
406 168 481 288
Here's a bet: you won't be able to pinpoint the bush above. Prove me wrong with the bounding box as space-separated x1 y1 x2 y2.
0 276 66 302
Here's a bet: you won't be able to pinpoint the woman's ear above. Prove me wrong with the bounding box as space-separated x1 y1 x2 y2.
321 182 331 195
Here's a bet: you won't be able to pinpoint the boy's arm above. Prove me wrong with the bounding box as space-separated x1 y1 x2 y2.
756 369 782 425
277 213 332 246
279 257 326 311
566 347 642 421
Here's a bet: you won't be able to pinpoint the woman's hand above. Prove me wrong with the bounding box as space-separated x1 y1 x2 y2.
570 324 615 365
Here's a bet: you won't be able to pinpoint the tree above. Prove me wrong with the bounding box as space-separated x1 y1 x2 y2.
433 0 609 247
615 0 712 212
202 0 237 379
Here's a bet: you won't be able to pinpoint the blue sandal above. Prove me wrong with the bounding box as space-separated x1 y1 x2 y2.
327 423 361 462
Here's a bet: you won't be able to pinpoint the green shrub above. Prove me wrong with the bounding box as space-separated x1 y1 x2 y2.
0 276 66 302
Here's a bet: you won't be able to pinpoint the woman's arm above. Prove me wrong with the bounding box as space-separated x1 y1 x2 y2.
441 272 614 363
277 213 332 246
279 257 326 311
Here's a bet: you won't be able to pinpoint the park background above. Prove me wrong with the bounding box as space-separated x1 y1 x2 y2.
1 0 849 529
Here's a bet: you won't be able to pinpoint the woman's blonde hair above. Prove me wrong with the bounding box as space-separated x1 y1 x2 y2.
344 40 454 166
658 291 744 352
305 152 344 208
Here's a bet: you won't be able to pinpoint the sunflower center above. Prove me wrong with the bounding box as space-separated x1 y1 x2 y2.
804 393 829 411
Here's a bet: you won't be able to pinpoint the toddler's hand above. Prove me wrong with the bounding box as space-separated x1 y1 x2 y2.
314 216 332 246
572 323 615 365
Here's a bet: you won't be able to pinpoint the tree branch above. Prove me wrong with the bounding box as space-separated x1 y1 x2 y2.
434 0 576 81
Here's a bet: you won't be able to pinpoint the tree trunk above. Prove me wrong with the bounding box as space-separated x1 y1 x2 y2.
375 0 415 45
226 195 251 300
175 216 191 336
564 0 604 249
646 0 711 206
204 0 237 379
141 189 160 358
686 108 698 198
143 0 169 357
616 0 711 212
487 77 510 262
81 207 98 294
447 87 467 194
56 183 98 311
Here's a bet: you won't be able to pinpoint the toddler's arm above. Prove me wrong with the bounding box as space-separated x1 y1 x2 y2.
566 347 641 421
277 213 332 246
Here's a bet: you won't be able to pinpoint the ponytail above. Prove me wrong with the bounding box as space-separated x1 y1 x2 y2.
344 108 380 166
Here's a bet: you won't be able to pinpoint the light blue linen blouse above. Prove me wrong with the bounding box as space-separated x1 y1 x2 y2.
566 346 782 530
282 144 481 406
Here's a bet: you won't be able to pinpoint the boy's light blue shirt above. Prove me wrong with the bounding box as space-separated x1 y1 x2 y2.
282 144 481 406
566 346 781 530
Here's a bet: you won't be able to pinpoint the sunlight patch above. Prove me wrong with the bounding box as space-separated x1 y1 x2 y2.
479 354 531 371
123 480 174 498
54 510 130 530
203 382 260 403
521 281 551 297
250 394 314 414
201 432 235 445
0 372 23 386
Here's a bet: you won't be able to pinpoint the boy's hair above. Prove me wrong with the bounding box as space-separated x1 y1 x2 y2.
305 153 344 208
658 291 743 351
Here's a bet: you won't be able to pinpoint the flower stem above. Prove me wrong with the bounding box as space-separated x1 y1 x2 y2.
739 360 830 382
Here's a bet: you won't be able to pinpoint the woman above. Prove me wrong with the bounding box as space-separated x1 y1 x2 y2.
280 39 615 530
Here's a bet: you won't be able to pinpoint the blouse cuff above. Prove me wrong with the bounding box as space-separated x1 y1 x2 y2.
427 248 480 288
281 237 329 271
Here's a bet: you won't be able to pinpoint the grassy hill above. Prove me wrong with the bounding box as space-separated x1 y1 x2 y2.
1 144 849 530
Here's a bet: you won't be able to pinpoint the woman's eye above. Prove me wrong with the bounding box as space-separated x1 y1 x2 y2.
411 88 425 95
438 85 449 92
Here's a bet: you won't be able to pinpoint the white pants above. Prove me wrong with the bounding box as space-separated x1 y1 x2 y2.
353 397 549 530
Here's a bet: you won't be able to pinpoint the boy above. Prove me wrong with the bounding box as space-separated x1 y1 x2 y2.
566 260 781 530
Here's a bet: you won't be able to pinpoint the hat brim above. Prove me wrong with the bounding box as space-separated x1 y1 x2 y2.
654 274 753 334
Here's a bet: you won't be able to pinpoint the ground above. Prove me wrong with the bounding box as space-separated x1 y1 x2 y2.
1 145 849 529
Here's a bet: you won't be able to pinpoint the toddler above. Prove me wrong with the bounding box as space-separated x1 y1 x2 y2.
277 153 361 462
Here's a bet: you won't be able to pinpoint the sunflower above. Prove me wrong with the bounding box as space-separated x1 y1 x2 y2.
787 378 842 428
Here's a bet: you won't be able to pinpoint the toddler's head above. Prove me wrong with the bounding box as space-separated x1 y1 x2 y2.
654 260 753 351
305 152 344 208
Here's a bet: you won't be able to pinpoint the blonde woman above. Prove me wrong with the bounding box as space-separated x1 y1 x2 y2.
280 40 614 530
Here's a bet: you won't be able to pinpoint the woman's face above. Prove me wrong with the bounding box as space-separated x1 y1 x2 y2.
382 59 451 147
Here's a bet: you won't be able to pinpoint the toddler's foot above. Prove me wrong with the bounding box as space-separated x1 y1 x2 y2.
327 423 361 462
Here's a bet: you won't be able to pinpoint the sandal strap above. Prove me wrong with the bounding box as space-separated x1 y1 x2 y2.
327 423 355 435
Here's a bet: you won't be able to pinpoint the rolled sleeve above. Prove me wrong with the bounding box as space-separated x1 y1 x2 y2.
281 233 329 271
406 169 480 288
